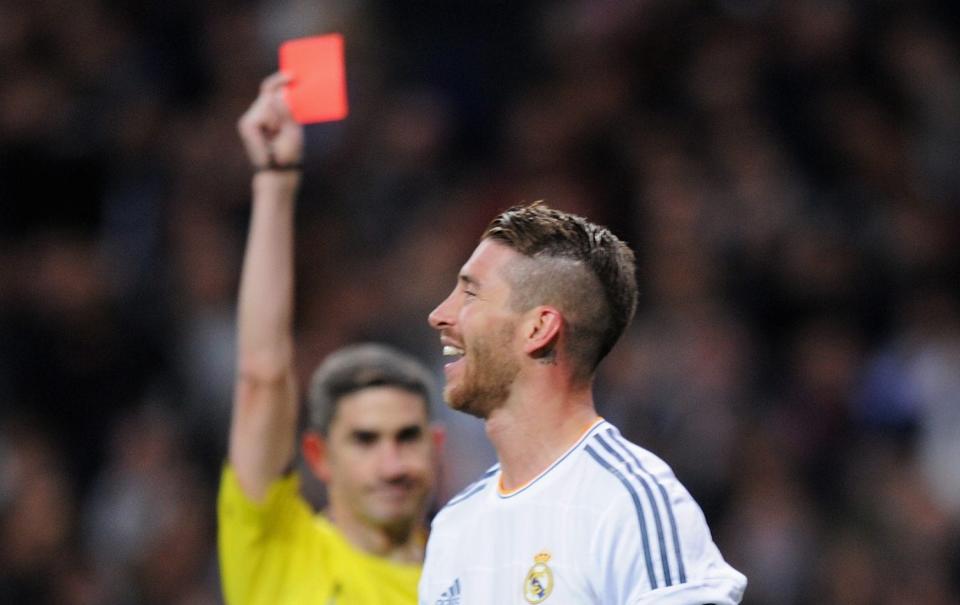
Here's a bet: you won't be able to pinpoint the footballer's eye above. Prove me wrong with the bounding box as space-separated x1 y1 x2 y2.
457 275 479 299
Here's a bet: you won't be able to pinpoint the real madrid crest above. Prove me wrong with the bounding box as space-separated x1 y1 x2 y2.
523 551 554 603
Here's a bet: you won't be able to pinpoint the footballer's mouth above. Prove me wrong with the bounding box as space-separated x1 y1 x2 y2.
441 340 466 373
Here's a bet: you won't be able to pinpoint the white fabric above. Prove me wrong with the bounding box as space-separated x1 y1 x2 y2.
420 420 746 604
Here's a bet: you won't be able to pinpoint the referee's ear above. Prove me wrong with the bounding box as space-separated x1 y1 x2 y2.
430 423 446 457
302 431 332 483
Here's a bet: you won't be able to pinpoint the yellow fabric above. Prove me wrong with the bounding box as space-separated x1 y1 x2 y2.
218 466 421 605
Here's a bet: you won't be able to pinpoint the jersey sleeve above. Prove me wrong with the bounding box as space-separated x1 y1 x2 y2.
627 578 746 604
591 476 746 605
590 495 654 603
217 465 321 605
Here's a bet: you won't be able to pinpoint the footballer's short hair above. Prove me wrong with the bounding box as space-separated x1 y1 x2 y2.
483 203 638 379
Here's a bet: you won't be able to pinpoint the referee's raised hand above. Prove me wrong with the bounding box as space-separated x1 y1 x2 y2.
237 72 304 171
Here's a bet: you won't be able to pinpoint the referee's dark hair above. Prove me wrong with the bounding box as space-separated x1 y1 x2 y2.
307 343 436 435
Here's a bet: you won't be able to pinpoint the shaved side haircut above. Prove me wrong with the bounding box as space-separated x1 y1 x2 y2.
483 203 638 379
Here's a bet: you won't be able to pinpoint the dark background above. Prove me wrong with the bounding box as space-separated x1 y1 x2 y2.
1 1 959 603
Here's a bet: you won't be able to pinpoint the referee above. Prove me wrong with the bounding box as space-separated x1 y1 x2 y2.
218 73 442 605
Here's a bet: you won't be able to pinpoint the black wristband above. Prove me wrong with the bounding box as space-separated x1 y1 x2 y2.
253 164 303 174
254 161 303 173
255 147 303 173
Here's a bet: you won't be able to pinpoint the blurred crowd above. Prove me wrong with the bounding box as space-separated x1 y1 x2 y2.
1 0 959 603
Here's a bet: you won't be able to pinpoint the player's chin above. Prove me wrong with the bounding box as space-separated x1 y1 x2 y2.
442 380 462 404
445 389 490 420
444 384 473 412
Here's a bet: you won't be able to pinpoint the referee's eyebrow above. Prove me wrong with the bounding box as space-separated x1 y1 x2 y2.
396 425 423 442
459 274 480 288
350 429 380 445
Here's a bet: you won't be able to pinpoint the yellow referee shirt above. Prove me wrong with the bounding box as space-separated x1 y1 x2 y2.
218 466 421 605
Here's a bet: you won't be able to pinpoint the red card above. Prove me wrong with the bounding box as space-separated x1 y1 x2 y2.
279 34 349 124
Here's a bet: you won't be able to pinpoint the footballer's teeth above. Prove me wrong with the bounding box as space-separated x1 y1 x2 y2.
443 345 465 357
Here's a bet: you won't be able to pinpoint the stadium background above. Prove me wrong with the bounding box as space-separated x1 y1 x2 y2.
1 0 959 603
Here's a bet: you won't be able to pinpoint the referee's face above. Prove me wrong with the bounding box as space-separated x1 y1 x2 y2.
323 385 437 534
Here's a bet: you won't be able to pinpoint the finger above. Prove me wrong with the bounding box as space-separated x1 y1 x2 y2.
238 106 272 139
239 92 284 134
237 111 258 139
259 71 293 96
267 88 294 122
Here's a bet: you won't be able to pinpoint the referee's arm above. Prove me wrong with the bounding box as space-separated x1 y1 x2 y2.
228 73 304 503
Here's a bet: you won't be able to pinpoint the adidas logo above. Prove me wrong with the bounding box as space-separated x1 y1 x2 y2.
435 578 461 605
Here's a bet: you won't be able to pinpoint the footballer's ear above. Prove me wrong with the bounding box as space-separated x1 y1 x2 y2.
301 431 331 483
522 305 562 359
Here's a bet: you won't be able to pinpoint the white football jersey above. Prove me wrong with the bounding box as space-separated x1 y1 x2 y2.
420 419 746 604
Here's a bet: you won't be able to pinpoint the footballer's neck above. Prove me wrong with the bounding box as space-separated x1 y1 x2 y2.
486 376 598 493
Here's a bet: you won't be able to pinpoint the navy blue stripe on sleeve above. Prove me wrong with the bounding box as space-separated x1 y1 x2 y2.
585 444 658 590
444 481 487 508
442 465 498 509
605 429 687 584
595 433 673 587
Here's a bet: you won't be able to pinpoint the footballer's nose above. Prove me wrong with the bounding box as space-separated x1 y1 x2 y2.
428 290 456 331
